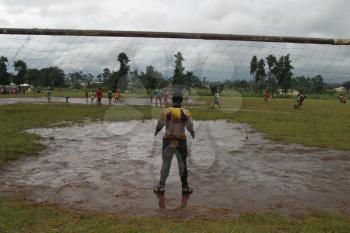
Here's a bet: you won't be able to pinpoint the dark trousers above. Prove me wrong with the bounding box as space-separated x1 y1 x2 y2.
160 139 188 188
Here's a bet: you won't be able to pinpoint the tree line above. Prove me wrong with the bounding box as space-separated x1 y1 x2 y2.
249 54 348 95
1 52 348 95
0 52 201 93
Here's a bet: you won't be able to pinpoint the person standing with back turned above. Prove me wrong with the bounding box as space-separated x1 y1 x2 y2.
95 88 103 105
154 92 195 194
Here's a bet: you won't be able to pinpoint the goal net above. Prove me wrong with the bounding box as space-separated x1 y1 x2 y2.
0 29 349 92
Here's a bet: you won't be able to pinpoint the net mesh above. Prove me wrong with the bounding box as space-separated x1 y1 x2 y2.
0 33 350 83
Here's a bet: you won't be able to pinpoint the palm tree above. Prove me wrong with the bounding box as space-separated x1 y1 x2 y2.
0 56 10 88
250 55 258 95
256 59 266 93
266 54 277 93
13 60 28 92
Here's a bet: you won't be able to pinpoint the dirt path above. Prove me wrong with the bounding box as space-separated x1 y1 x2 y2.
0 120 349 218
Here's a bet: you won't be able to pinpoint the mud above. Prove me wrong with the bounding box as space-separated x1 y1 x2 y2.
0 120 349 218
0 97 201 106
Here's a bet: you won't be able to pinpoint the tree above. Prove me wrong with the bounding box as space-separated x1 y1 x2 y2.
266 54 278 93
140 65 163 93
293 76 310 93
26 68 41 87
173 52 186 86
255 59 266 92
40 67 66 87
233 80 251 94
109 52 130 90
117 53 130 77
183 71 201 88
84 73 94 87
0 56 10 88
343 80 350 93
67 71 84 86
102 68 111 85
13 60 28 90
250 55 258 95
129 69 144 91
276 54 293 94
310 75 325 94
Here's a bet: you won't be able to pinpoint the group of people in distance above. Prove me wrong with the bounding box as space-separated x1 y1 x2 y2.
263 89 349 109
47 87 348 110
263 89 306 109
151 89 171 107
150 89 194 107
84 88 121 105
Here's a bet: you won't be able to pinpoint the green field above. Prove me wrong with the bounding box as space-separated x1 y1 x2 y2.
1 97 350 232
1 197 349 233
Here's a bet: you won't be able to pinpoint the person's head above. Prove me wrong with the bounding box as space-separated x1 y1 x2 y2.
172 95 183 106
172 89 183 106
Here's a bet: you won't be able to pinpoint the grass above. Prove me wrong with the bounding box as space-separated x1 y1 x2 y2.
1 198 349 233
228 97 350 150
1 98 350 232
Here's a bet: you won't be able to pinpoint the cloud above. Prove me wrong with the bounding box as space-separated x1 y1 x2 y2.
0 0 349 83
0 0 349 37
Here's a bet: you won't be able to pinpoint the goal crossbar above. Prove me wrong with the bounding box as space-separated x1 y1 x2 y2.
1 28 350 46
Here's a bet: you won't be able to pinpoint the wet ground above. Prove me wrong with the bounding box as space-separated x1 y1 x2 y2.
0 120 349 218
0 97 199 106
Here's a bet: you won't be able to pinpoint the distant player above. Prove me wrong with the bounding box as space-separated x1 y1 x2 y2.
263 90 270 103
107 89 113 105
340 94 347 104
150 91 154 104
294 92 305 109
155 89 163 107
95 88 103 105
47 89 52 103
90 91 94 103
114 89 121 103
163 90 170 106
213 92 221 108
85 91 89 103
64 96 70 103
184 90 189 103
154 93 195 194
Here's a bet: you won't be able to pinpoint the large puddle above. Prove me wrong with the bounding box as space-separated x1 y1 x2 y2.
0 120 349 218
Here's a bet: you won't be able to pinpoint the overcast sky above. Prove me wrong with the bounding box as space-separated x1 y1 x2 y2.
0 0 349 38
0 0 349 83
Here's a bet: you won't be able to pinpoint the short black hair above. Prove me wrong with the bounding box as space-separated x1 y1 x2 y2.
172 89 183 104
172 95 183 104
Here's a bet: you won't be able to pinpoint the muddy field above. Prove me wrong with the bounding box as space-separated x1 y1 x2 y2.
0 120 349 218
